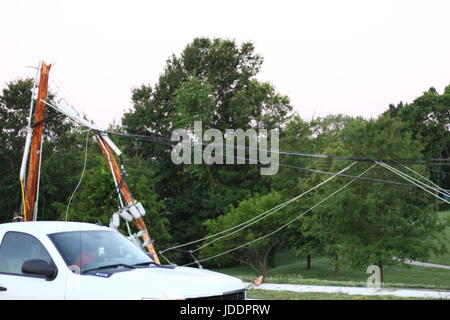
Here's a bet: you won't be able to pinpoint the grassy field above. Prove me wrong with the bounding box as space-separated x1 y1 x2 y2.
217 253 450 289
246 290 437 300
215 210 450 290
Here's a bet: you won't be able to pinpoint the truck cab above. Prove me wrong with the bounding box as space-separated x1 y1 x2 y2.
0 221 245 300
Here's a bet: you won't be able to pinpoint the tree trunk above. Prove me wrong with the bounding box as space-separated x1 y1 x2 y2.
334 254 339 278
259 261 267 281
268 244 278 268
306 254 312 271
378 260 384 283
260 241 277 279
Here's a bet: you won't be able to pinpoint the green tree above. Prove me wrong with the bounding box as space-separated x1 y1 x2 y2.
199 191 296 278
302 116 448 281
386 86 450 194
121 38 292 260
39 129 98 221
59 153 171 244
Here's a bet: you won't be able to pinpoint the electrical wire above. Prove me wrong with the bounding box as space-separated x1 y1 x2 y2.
400 164 450 197
65 129 91 221
40 99 448 189
160 162 357 255
183 164 378 267
47 76 450 166
376 161 450 204
107 130 450 166
44 83 449 268
109 132 434 190
429 168 450 175
378 161 450 200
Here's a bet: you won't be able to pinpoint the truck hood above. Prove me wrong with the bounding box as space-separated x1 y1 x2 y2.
70 265 245 299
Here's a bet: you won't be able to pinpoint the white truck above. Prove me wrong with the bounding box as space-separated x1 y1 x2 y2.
0 221 246 300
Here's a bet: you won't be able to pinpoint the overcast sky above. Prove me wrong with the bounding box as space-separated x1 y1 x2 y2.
1 0 450 129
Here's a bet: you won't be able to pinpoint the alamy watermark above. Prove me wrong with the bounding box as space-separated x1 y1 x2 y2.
170 121 279 175
366 265 381 289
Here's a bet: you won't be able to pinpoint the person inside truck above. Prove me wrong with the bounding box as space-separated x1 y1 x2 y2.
73 240 99 269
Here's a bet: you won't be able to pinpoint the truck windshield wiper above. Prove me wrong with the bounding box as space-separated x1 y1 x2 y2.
131 261 160 267
82 263 136 274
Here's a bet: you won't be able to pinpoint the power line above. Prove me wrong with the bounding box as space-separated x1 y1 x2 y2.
38 102 446 191
183 164 378 267
160 162 357 255
376 161 450 204
65 129 91 221
107 131 440 190
191 163 357 254
42 97 449 169
106 130 450 166
400 164 450 197
429 168 450 175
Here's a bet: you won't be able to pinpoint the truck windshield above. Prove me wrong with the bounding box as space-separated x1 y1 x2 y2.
48 230 153 273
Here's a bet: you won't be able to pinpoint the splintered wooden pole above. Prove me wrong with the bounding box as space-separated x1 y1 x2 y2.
24 62 51 222
96 135 161 264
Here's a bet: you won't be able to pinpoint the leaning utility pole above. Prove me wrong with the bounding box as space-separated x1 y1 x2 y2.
24 62 51 222
95 133 161 264
18 61 161 263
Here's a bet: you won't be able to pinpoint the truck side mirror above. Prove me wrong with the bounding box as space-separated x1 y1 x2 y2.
22 259 58 280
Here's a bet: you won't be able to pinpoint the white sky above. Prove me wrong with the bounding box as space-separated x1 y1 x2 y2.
1 0 450 129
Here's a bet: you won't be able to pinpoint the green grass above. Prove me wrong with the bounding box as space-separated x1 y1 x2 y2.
247 290 437 300
214 210 450 290
216 254 450 290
